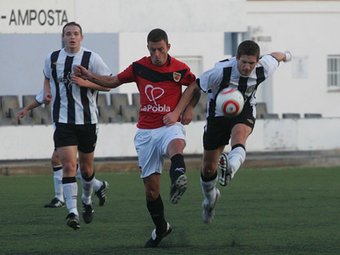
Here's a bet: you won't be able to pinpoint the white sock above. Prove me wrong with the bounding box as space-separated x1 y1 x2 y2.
228 146 246 178
53 165 64 202
63 180 78 215
81 175 94 205
200 176 217 204
92 178 102 192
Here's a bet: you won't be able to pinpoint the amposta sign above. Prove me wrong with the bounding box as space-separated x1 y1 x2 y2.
3 9 68 26
0 0 74 33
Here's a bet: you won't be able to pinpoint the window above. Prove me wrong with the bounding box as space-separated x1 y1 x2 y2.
327 55 340 89
176 56 203 76
224 32 249 56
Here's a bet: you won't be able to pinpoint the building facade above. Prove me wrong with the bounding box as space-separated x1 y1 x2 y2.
0 0 339 118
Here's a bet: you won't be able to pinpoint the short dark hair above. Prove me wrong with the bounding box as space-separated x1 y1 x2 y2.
237 40 260 60
147 28 168 44
62 21 83 36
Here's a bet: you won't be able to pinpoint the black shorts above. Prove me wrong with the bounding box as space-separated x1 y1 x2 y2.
54 123 97 153
203 104 256 151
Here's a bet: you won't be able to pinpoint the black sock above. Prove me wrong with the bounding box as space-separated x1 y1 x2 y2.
146 195 167 234
62 176 77 184
81 172 95 182
53 166 62 172
169 154 186 183
201 171 217 182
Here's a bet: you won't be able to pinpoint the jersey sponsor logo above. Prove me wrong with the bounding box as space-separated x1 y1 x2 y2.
57 72 73 88
141 84 171 113
140 104 171 113
173 72 181 82
145 84 164 105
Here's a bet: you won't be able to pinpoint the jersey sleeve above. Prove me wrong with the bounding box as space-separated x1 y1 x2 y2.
43 53 52 79
260 55 280 77
197 66 223 93
89 53 112 76
180 66 196 86
117 64 135 83
35 89 44 104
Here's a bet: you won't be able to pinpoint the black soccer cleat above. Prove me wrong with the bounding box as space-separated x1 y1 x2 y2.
218 152 232 186
82 202 94 224
144 223 172 248
95 181 109 206
170 174 187 204
66 213 80 230
44 197 65 208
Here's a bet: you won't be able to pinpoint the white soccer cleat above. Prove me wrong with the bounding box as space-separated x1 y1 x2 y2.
202 188 220 224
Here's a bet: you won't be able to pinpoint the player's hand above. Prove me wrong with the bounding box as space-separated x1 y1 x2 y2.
73 65 92 80
284 51 292 62
16 108 27 119
44 93 52 105
163 112 179 126
71 75 86 86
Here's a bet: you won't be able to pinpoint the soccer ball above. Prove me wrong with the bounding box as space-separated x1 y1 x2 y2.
216 88 244 117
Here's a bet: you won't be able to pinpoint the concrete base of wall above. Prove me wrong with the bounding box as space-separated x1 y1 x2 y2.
1 149 339 176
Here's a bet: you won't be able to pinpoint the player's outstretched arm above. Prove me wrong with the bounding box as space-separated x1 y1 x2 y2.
163 81 200 126
72 76 111 91
181 82 201 125
72 65 121 88
16 100 41 119
270 51 292 63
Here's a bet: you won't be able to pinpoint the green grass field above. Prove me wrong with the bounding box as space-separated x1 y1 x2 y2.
1 167 339 255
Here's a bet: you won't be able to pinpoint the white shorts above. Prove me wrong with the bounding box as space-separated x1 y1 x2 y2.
134 123 186 178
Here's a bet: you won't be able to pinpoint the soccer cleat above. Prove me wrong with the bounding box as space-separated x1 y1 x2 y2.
218 152 232 186
144 222 172 248
66 213 80 230
202 188 220 224
44 197 65 208
170 174 188 204
95 181 109 206
82 202 94 224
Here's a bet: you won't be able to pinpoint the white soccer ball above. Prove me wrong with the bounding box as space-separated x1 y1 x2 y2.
216 88 244 117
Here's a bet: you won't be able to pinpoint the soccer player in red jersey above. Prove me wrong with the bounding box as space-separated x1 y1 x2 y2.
72 28 200 247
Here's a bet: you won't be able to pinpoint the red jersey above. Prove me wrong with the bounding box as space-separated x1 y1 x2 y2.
117 56 196 129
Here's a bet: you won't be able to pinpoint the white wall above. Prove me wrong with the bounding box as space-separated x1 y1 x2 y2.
2 118 340 161
247 1 340 117
2 0 340 118
116 32 226 96
0 0 244 103
74 0 246 33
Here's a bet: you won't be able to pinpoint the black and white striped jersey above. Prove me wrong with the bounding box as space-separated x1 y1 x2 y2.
197 55 279 117
43 47 111 124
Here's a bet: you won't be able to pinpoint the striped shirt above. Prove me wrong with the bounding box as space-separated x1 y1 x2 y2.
43 47 111 124
197 55 279 117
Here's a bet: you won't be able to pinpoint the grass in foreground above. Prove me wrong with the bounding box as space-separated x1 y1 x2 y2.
0 167 339 255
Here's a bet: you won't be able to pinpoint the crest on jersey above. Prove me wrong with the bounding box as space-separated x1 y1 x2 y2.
173 72 181 82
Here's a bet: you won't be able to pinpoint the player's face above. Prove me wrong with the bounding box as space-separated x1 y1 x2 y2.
62 25 83 53
147 40 170 66
237 55 258 77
